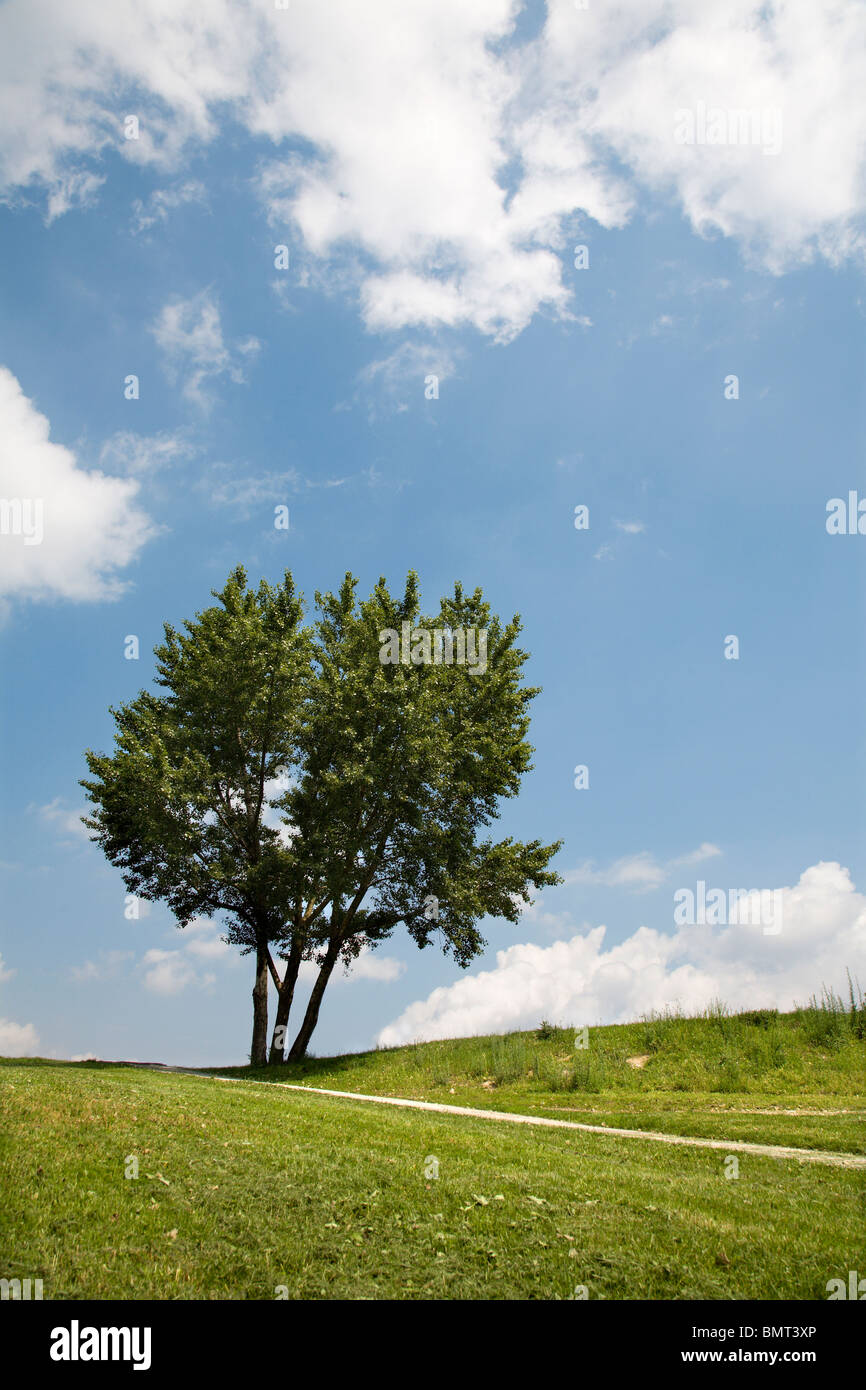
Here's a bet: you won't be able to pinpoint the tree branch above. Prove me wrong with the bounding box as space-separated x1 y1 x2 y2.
265 946 283 991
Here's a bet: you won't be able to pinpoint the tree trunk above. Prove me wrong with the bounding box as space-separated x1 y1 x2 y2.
268 936 303 1064
250 944 270 1067
287 936 342 1061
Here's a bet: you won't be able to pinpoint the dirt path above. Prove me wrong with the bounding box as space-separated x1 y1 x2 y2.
148 1066 866 1170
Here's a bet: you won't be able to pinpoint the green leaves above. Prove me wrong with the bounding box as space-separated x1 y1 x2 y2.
81 566 562 1049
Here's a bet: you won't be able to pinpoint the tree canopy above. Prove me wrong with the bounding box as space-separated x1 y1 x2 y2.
82 567 562 1063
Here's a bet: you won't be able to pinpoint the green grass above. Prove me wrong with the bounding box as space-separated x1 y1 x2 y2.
0 1058 864 1300
1 994 863 1300
213 998 866 1155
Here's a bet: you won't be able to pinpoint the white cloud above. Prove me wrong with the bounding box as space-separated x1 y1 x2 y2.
0 1018 40 1055
0 0 257 212
204 464 302 513
345 950 407 984
138 921 235 994
71 950 133 982
71 962 106 983
378 860 866 1044
0 954 14 984
140 948 202 996
184 936 232 962
561 0 866 273
566 843 721 892
84 915 402 995
181 917 222 935
38 798 91 841
253 2 590 343
670 842 724 869
203 461 374 512
613 519 646 534
131 179 207 233
98 430 198 477
568 851 668 891
353 341 461 419
0 367 157 605
70 920 237 996
2 3 862 337
298 945 406 986
151 291 260 410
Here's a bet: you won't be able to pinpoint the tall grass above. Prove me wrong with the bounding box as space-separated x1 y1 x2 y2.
250 976 865 1101
794 973 866 1051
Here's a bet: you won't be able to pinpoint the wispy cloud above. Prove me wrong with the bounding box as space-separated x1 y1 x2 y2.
566 843 722 894
71 951 134 983
351 340 461 421
202 462 355 517
131 179 207 234
151 290 260 410
98 431 198 477
38 798 90 842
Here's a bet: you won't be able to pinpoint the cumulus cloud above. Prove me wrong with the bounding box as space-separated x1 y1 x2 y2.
0 367 157 605
563 0 866 272
0 0 257 209
0 1018 40 1055
377 861 866 1045
151 291 260 410
252 2 601 342
140 948 215 996
0 2 862 337
137 916 242 994
0 950 38 1055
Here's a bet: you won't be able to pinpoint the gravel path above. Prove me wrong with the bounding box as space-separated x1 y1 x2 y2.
146 1067 866 1170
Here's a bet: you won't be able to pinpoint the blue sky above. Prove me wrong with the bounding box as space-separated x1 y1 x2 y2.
1 0 865 1063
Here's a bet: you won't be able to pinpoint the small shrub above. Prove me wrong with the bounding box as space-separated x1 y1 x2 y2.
740 1008 779 1029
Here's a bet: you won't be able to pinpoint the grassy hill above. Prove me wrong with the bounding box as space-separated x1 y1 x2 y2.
218 994 866 1154
1 997 863 1300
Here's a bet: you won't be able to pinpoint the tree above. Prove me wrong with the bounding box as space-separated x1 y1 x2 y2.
82 567 561 1064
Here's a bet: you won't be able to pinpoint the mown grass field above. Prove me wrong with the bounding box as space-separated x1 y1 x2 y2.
0 998 864 1300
